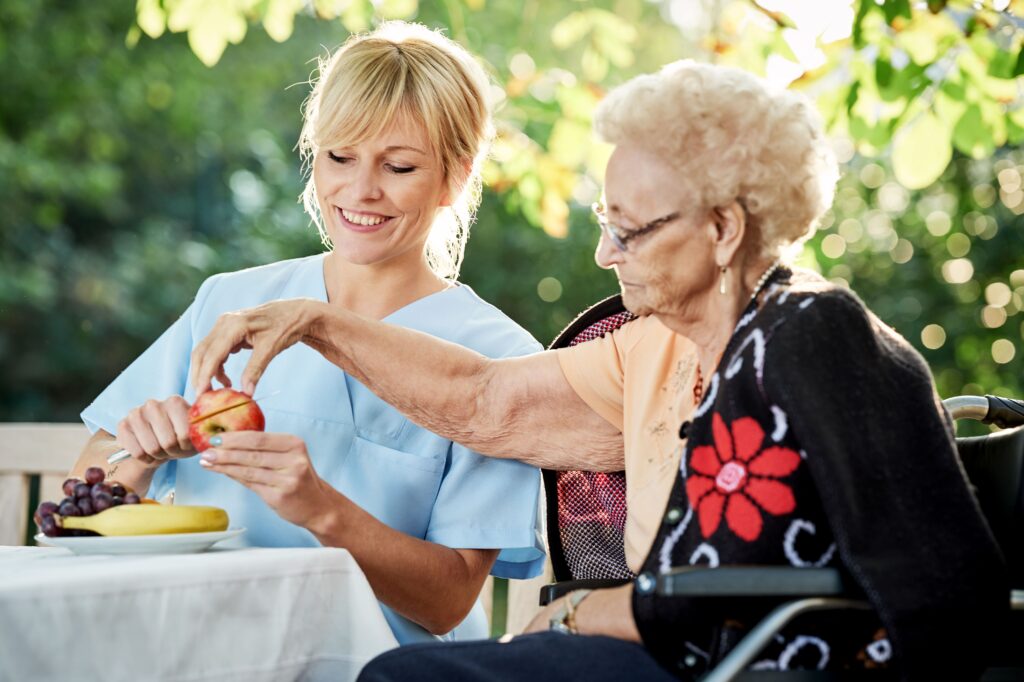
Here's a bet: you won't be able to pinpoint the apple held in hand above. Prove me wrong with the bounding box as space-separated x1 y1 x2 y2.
188 388 265 451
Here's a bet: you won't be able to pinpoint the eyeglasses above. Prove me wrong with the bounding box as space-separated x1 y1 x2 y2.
591 202 680 252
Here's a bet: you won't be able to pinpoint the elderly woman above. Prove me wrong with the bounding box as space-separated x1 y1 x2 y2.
69 22 544 644
190 61 1006 679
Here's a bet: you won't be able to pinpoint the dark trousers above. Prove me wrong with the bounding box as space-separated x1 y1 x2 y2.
357 632 680 682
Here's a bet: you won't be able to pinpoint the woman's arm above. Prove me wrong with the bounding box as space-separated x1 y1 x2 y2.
523 584 642 641
191 299 624 471
199 430 496 634
312 492 497 635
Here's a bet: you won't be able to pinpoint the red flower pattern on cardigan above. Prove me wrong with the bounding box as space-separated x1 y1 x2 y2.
685 412 801 541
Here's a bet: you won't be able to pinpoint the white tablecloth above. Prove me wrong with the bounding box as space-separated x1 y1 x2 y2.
0 546 399 682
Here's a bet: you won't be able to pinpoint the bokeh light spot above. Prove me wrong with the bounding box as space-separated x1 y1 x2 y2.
921 324 946 349
992 339 1016 364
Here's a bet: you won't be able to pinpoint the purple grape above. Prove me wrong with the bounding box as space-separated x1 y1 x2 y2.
62 478 82 497
111 496 124 506
124 493 141 505
110 483 127 498
58 501 79 517
84 467 105 485
60 496 76 508
73 483 92 500
76 497 94 516
93 492 113 512
67 529 98 537
34 501 59 525
91 483 112 498
40 516 60 537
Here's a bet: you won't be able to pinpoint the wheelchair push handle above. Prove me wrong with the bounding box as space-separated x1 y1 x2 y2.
985 395 1024 428
944 395 1024 427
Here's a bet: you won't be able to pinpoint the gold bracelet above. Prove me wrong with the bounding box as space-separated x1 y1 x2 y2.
558 589 593 635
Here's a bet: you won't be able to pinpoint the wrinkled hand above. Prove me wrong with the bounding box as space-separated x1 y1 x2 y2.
117 396 196 467
190 298 321 396
522 598 566 635
199 431 334 529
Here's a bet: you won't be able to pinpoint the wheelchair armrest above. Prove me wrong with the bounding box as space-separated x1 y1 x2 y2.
539 578 631 606
656 566 852 598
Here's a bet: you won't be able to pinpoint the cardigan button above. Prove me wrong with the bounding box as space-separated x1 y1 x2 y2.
665 507 683 524
636 572 656 595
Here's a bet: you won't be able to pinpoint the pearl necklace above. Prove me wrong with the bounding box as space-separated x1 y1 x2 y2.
749 260 781 306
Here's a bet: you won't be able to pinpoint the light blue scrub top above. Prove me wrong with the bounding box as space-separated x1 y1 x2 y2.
81 254 546 644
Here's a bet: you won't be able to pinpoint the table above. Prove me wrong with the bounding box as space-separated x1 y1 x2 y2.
0 546 399 682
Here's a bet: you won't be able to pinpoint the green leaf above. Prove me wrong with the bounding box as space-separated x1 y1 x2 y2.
580 46 608 82
136 0 166 39
875 57 894 90
892 111 952 189
186 3 247 66
845 80 861 115
883 0 912 25
379 0 418 20
952 104 994 158
551 12 590 50
934 89 967 127
341 0 372 33
852 0 876 48
262 0 301 43
547 119 590 168
1014 45 1024 77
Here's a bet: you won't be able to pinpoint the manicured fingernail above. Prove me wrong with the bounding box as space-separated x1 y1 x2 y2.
209 436 222 447
199 456 212 467
201 450 217 464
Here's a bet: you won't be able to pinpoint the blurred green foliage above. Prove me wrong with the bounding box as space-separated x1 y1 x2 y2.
1 0 1022 427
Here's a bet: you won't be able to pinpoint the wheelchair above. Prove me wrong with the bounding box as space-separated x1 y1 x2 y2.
539 295 1024 680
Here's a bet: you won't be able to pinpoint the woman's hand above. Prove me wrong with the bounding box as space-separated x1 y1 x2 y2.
190 298 322 396
522 584 642 642
198 431 334 529
116 396 196 467
522 598 569 634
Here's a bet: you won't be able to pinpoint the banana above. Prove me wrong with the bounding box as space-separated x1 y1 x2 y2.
60 505 229 536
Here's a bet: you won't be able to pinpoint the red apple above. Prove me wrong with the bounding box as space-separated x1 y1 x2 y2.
188 388 265 451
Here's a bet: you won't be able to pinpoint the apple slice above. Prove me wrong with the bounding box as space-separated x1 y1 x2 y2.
188 388 266 451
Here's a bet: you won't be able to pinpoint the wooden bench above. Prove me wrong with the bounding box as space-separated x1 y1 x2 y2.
0 423 92 546
0 422 545 633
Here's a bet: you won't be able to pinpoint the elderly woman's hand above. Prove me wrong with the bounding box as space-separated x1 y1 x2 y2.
116 395 196 467
198 431 335 529
190 298 322 396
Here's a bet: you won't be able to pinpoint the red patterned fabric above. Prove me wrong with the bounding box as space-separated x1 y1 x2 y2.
567 311 636 347
685 413 800 542
556 310 636 580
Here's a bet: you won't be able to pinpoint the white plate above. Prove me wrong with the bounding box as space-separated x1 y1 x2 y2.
34 528 245 555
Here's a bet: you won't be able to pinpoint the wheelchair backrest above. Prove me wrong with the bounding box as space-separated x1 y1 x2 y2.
544 294 636 581
956 425 1024 589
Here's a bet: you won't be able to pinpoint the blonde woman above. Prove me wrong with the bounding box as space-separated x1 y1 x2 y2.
71 22 544 643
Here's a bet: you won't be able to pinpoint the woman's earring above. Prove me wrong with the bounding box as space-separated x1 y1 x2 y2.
719 266 727 295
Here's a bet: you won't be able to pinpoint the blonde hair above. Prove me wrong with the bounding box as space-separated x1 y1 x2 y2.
299 22 493 279
594 60 838 260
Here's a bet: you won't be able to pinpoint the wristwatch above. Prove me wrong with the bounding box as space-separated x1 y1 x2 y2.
548 589 593 635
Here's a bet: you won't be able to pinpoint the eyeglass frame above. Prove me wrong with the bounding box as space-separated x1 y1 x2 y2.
591 202 681 252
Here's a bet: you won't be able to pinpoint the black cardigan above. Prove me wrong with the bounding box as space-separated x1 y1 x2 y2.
631 268 1008 680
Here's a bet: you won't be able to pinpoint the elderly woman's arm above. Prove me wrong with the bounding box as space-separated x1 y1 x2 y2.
190 298 624 471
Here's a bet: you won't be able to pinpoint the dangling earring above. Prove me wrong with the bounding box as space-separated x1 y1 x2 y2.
719 266 727 295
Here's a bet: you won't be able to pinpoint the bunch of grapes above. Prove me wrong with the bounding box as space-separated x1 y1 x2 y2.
35 466 141 537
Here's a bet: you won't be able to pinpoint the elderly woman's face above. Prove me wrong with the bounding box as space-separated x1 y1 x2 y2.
313 116 448 268
596 145 717 318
